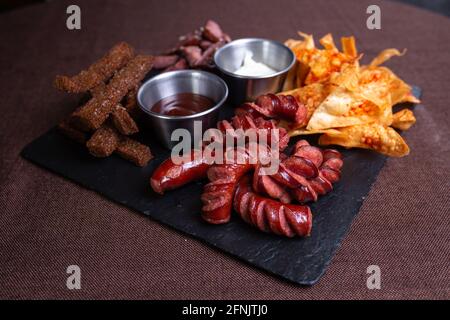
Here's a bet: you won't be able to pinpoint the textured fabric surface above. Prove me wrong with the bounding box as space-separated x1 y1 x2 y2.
0 0 449 300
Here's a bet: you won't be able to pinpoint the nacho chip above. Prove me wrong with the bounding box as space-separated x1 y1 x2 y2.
306 86 391 131
363 48 419 105
318 123 410 157
289 128 330 137
285 32 358 86
360 66 419 106
392 109 416 131
282 32 419 157
329 62 360 92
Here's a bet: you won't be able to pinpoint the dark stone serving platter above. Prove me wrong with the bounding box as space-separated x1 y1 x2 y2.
21 83 421 285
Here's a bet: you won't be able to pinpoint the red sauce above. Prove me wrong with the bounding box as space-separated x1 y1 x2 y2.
151 93 214 116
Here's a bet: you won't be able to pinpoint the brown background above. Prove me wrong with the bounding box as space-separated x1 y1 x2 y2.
0 0 449 299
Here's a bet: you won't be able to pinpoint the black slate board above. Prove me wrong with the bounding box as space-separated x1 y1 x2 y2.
21 86 421 286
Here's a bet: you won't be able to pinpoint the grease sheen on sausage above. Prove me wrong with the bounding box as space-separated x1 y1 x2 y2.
234 175 312 237
201 162 254 224
150 151 209 194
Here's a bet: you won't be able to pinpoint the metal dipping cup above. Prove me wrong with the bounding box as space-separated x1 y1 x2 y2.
137 70 228 149
214 38 296 105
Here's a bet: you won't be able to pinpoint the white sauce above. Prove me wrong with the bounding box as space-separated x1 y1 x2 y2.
234 52 277 77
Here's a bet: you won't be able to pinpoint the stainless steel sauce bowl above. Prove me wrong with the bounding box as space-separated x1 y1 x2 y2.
214 38 295 105
137 70 228 149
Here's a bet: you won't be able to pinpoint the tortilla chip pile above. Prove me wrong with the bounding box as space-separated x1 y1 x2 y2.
280 32 420 157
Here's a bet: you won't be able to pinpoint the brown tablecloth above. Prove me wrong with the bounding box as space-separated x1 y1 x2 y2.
0 0 449 300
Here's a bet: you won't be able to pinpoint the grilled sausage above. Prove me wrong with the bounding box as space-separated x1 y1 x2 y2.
150 151 209 194
201 162 254 224
251 94 307 125
234 175 312 237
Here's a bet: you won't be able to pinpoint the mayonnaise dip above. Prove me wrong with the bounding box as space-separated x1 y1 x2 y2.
234 52 277 77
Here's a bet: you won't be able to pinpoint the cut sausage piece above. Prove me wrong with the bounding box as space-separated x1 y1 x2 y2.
201 162 254 224
295 139 310 149
234 176 312 237
252 94 307 125
253 165 292 203
322 149 343 161
322 157 344 171
294 145 323 168
321 167 341 184
276 94 307 125
308 173 333 196
290 185 316 203
282 156 318 179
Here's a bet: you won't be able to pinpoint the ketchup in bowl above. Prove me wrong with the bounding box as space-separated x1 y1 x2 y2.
151 93 214 117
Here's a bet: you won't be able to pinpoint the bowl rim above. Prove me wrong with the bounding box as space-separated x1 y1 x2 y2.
137 70 229 120
213 38 296 80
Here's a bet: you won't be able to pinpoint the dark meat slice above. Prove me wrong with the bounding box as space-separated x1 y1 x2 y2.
71 55 153 131
153 55 179 69
115 136 153 167
194 40 225 68
223 33 232 43
86 126 119 157
58 119 88 144
163 58 188 72
202 20 224 42
181 46 202 67
111 104 139 135
178 31 202 47
199 40 212 50
55 42 135 93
